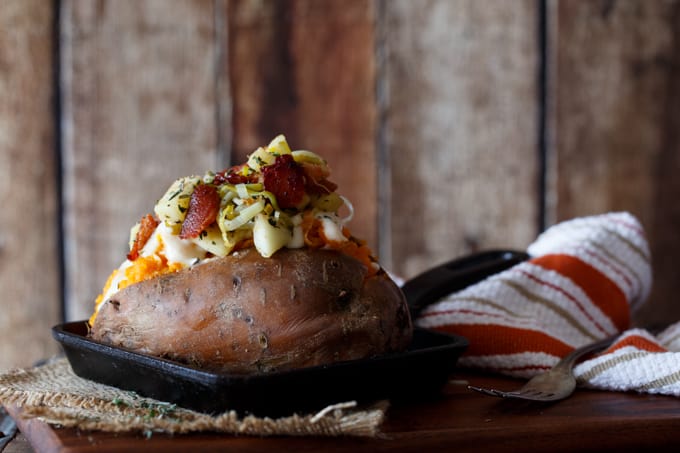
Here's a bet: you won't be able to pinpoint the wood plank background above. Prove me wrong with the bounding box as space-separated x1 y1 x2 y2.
0 0 61 368
1 0 679 370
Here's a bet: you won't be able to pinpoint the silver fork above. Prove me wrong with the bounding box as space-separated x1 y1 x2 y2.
467 335 617 402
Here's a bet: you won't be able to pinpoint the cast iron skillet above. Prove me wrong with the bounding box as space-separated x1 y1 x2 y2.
52 249 528 416
402 249 530 318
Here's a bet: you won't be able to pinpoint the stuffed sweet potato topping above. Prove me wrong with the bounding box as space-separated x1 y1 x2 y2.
88 135 412 373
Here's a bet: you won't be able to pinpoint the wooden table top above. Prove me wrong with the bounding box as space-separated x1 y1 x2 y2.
6 370 680 452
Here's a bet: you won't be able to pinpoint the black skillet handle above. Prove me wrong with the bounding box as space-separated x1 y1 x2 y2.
401 250 530 318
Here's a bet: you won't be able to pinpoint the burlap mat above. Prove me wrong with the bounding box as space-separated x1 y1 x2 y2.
0 357 386 438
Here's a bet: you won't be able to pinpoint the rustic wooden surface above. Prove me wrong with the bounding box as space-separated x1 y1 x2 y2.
2 0 680 370
3 431 33 453
546 0 680 327
7 371 680 452
0 0 60 369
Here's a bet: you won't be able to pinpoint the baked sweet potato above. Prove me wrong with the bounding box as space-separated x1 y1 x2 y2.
90 248 412 373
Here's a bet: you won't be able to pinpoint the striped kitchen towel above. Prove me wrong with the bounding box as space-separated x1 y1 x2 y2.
415 212 680 396
574 324 680 396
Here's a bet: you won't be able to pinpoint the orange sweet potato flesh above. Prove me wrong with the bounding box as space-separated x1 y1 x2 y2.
89 248 413 374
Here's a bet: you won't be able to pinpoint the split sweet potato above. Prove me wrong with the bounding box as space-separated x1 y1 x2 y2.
90 248 413 374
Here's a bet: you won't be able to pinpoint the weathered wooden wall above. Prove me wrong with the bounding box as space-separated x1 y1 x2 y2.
60 0 220 321
0 1 60 368
547 0 680 326
382 0 540 276
1 0 679 369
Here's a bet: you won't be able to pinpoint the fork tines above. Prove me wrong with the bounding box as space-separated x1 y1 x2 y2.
467 385 510 397
468 385 558 401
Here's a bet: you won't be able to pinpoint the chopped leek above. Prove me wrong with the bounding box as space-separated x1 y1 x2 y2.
220 198 265 232
191 224 228 257
291 150 326 166
267 134 293 156
312 193 344 212
150 136 353 260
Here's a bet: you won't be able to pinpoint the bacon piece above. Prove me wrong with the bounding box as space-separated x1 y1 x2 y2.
127 214 159 261
301 162 338 195
307 176 338 195
262 154 306 209
180 184 221 239
214 164 259 185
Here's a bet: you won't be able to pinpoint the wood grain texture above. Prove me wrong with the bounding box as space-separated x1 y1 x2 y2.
226 0 378 250
0 0 60 368
3 431 33 453
382 0 540 277
6 0 680 373
547 0 680 325
60 0 221 321
8 371 680 452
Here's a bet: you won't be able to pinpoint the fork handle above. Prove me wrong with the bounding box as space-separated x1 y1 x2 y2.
554 335 618 371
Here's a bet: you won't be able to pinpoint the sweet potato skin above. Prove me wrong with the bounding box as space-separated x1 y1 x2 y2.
89 248 413 373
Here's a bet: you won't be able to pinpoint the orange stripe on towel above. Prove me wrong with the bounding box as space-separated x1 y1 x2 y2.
435 324 573 358
606 335 667 354
531 254 630 331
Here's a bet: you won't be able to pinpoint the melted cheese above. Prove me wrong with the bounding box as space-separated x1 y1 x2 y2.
95 222 208 315
317 213 347 242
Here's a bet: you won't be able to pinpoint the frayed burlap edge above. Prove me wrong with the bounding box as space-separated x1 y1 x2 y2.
0 357 387 438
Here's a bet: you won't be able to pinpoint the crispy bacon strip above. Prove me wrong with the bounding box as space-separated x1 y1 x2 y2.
301 162 338 195
127 214 159 261
180 184 221 239
262 154 306 209
214 164 259 185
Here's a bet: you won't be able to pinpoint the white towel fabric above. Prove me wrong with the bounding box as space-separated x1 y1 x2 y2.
574 323 680 396
416 212 680 396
